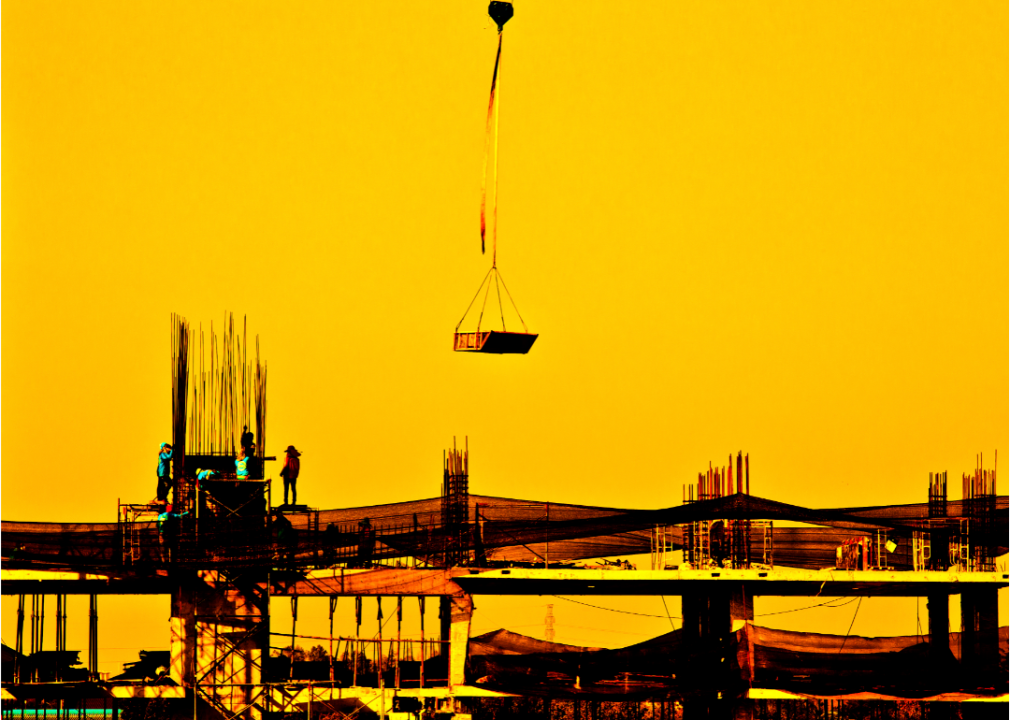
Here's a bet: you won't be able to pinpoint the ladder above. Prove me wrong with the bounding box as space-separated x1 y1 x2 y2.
912 531 930 572
119 503 159 566
958 518 970 571
694 520 711 566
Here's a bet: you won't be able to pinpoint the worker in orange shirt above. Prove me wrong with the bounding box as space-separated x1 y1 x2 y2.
280 445 301 506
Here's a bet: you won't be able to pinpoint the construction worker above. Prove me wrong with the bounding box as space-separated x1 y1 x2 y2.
236 448 251 480
157 504 188 562
357 517 375 568
156 443 174 503
241 425 255 455
280 446 301 506
195 468 219 490
273 510 296 567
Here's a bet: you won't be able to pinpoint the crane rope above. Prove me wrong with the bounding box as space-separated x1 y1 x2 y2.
480 32 503 262
455 266 529 335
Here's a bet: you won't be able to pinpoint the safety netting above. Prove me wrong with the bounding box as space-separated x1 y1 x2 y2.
2 495 1006 572
467 625 1009 699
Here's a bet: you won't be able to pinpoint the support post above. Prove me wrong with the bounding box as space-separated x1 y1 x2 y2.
419 596 426 689
439 596 451 663
328 597 337 683
88 595 98 678
289 596 298 680
55 595 67 682
15 595 25 683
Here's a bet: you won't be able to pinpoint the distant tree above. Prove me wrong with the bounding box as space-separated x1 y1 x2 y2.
352 651 373 675
307 645 329 663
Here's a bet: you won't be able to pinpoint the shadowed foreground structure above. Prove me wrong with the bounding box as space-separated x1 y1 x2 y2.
2 319 1005 719
3 485 1007 719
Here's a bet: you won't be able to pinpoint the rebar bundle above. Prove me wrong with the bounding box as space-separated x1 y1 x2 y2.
683 452 751 568
923 471 953 570
442 438 470 566
171 314 191 510
185 314 267 459
928 471 947 518
963 453 997 572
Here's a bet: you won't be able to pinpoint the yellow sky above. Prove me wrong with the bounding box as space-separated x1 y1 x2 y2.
2 1 1007 662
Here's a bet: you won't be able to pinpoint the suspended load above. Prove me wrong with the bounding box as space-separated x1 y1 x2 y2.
454 266 537 353
453 1 537 355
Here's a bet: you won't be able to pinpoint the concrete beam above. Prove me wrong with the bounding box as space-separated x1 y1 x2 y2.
748 689 1009 702
454 567 1009 598
270 567 465 597
1 569 174 595
6 566 1006 598
110 686 187 699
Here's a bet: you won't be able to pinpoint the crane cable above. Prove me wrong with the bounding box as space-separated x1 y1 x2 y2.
480 32 503 263
458 3 527 337
454 265 529 334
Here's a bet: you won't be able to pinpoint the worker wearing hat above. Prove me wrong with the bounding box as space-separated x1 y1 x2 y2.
280 446 301 506
156 443 174 504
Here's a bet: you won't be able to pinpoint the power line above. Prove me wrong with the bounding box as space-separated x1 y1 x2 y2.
660 596 677 632
755 597 857 617
554 594 861 621
553 624 657 637
837 597 863 655
552 596 682 620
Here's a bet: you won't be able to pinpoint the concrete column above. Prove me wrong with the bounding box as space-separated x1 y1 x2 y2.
439 596 451 652
729 585 754 633
170 570 269 720
960 590 975 669
681 592 702 643
730 584 755 697
732 700 754 720
447 593 474 688
959 586 999 688
926 592 949 660
681 585 753 720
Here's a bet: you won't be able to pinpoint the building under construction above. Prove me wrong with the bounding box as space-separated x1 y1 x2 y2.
1 317 1007 720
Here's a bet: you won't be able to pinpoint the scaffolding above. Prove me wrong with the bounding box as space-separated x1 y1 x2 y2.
650 525 677 570
682 452 755 569
117 503 161 566
755 520 774 567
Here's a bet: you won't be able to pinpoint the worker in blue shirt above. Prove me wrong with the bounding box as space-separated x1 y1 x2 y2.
236 448 251 480
158 504 189 562
195 468 219 489
156 443 174 503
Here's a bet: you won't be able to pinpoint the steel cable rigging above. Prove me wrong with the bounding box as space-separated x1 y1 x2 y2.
454 1 537 355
